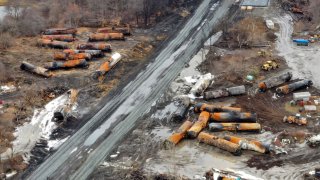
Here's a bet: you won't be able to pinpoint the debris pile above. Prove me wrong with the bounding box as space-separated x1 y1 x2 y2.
21 27 126 80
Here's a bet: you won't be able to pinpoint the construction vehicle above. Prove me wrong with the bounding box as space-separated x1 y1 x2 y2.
258 50 272 57
283 114 307 125
293 39 309 46
261 60 279 71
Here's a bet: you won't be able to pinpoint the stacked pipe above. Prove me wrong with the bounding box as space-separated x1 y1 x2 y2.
77 43 112 52
63 49 104 58
198 132 242 155
38 39 69 49
224 135 269 154
92 53 122 80
43 28 77 35
258 72 292 91
54 52 92 61
45 59 88 70
204 85 246 100
276 79 313 95
187 111 210 138
165 120 193 146
89 33 125 41
20 61 52 78
42 34 76 42
97 26 131 36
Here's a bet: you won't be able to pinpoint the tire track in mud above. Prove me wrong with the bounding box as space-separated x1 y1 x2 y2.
242 13 320 180
244 147 320 180
28 1 234 179
274 14 320 88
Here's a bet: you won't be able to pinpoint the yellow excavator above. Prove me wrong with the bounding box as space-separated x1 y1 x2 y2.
261 60 279 71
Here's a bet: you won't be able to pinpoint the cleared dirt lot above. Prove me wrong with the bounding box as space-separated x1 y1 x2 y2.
89 3 320 179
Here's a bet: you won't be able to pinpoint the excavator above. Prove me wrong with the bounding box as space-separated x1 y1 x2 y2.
261 60 279 71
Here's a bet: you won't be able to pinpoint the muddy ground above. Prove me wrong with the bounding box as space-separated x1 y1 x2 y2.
89 2 320 180
0 4 200 177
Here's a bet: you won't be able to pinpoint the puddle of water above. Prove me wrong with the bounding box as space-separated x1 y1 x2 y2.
151 127 172 141
151 103 177 120
84 42 191 147
144 131 275 179
274 14 320 88
144 141 247 178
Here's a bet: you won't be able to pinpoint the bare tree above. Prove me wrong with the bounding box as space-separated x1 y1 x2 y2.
5 0 22 20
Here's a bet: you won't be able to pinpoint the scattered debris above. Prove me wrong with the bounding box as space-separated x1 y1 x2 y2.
307 134 320 147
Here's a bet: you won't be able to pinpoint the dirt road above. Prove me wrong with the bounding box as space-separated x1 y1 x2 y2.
27 0 234 179
274 14 320 88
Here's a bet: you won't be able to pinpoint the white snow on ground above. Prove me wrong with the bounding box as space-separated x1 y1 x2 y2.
0 85 16 95
5 170 17 179
47 136 69 151
227 170 263 180
83 40 191 146
205 31 222 46
274 14 320 88
0 94 69 161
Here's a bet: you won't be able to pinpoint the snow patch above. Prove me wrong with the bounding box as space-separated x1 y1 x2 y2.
47 136 69 151
0 85 16 94
0 94 69 161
